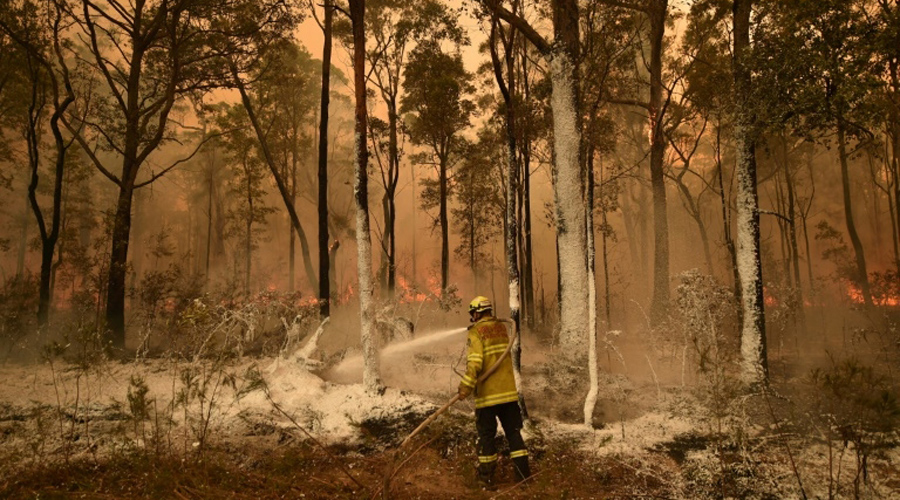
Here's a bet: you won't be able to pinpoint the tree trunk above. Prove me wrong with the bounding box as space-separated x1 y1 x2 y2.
674 177 713 274
469 199 476 289
802 152 816 288
439 155 450 294
884 121 900 271
329 238 340 301
482 0 589 356
26 57 74 326
549 0 589 357
894 141 900 272
214 181 227 259
439 148 451 295
25 74 51 324
648 0 670 324
783 153 805 328
490 18 528 418
836 121 873 307
350 0 381 393
411 160 418 288
774 173 791 284
16 196 28 278
289 158 297 293
206 166 213 282
521 46 535 327
246 179 252 295
733 0 768 386
602 208 612 328
889 143 900 271
318 0 333 317
584 147 598 426
523 142 535 326
386 94 399 298
106 180 135 349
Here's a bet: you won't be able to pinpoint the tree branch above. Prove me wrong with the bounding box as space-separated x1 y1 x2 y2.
134 131 228 189
597 0 648 13
760 209 793 225
479 0 550 54
607 97 650 111
61 116 123 186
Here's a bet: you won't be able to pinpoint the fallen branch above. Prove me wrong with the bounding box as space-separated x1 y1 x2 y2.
310 476 343 490
259 380 367 491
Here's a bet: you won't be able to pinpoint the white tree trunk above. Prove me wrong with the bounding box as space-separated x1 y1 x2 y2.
735 127 766 385
356 131 381 393
350 0 381 393
583 159 598 427
549 50 589 357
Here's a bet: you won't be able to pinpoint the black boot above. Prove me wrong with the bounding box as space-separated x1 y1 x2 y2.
512 456 530 482
477 462 497 489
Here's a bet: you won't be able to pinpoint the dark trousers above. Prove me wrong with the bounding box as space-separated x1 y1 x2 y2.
475 401 529 480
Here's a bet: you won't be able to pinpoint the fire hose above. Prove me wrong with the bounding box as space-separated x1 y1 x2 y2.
374 319 519 499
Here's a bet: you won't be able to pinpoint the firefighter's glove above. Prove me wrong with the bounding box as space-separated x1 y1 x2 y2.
458 385 472 399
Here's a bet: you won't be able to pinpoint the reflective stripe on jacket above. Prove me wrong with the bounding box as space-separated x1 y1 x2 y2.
458 316 519 409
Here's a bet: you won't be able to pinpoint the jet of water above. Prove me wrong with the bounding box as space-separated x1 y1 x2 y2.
381 326 467 355
330 326 468 377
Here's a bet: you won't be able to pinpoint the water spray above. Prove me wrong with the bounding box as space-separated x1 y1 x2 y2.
329 326 468 380
380 326 467 356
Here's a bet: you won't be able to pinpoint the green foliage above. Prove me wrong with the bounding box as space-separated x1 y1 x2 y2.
753 0 883 140
175 358 238 454
127 375 153 443
452 126 504 276
402 41 475 147
811 358 900 436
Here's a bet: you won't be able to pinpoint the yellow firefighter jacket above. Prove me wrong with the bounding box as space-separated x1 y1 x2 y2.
458 316 519 409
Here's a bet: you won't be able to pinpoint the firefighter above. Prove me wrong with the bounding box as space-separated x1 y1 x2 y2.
458 296 530 487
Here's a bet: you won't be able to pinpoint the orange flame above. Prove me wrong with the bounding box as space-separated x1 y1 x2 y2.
337 283 355 304
396 275 428 303
845 282 900 307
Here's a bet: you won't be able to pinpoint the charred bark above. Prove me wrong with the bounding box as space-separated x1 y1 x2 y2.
837 121 873 308
647 0 670 325
317 0 333 317
440 153 450 294
490 15 528 419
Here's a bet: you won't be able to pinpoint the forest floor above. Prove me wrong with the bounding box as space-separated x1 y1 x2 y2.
0 308 899 499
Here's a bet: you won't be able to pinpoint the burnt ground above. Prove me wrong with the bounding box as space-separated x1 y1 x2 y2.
1 366 898 500
1 306 899 499
0 411 686 500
